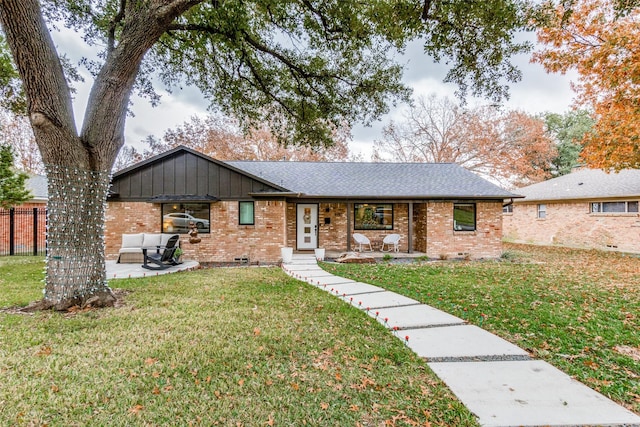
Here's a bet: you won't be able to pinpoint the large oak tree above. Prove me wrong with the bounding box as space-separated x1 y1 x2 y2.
0 0 533 310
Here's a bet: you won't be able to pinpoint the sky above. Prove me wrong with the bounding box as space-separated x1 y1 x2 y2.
51 28 577 160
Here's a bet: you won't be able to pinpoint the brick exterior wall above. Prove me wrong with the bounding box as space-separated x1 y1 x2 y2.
503 201 640 253
424 201 503 259
106 200 287 264
106 199 505 262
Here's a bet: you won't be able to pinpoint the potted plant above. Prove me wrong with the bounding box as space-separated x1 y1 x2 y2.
173 247 184 264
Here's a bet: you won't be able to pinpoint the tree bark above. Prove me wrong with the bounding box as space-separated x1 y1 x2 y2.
0 0 202 310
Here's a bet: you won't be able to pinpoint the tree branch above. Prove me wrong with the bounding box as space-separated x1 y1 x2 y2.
107 0 127 54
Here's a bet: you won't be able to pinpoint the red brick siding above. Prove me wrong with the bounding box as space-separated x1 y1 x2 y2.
503 201 640 252
0 203 47 255
413 203 428 252
106 200 287 263
106 199 505 262
424 201 503 259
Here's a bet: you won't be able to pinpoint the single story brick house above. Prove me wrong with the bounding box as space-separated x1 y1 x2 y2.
503 168 640 253
105 146 518 263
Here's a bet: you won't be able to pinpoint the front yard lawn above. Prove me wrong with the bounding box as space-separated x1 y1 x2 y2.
322 243 640 414
0 257 477 426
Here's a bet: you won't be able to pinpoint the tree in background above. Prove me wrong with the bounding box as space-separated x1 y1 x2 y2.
534 0 640 169
0 144 31 209
373 95 556 187
0 109 44 175
0 0 536 310
544 110 594 176
115 114 353 171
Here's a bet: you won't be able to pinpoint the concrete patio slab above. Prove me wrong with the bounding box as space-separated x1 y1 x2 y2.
404 324 529 360
354 291 421 309
428 360 640 427
106 260 199 279
368 304 465 329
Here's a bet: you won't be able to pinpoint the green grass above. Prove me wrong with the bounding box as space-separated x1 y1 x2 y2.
0 258 477 426
322 243 640 414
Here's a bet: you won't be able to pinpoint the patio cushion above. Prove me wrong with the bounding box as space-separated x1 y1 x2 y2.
142 233 162 248
121 233 144 248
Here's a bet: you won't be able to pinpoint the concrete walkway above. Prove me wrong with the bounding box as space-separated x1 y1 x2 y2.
282 254 640 427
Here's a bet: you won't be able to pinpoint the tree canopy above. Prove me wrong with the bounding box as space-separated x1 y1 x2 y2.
534 0 640 169
544 109 594 176
373 95 556 187
0 144 31 209
114 114 354 171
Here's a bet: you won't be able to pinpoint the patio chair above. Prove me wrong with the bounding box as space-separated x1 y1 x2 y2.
352 233 373 252
142 234 180 270
381 233 401 252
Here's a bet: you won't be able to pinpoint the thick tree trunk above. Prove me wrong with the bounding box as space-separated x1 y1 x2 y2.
43 164 115 310
0 0 202 310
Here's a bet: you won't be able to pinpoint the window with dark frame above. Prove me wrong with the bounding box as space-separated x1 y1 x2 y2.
354 203 393 230
239 201 255 225
453 203 476 231
503 204 513 213
591 201 639 213
162 203 210 234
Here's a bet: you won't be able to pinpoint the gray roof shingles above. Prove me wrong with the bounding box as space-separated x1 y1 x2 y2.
26 175 48 201
227 161 517 199
513 168 640 202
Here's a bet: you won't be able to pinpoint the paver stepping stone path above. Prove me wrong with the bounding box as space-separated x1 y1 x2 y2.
283 255 640 427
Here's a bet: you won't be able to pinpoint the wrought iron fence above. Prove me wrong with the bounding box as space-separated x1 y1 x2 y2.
0 207 47 256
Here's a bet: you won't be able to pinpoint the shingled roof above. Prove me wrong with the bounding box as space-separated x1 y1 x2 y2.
226 161 517 199
513 168 640 202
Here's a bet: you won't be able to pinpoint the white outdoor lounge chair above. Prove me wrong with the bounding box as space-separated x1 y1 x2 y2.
381 233 401 252
352 233 373 252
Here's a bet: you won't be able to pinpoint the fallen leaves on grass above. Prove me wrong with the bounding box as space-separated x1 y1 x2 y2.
613 345 640 361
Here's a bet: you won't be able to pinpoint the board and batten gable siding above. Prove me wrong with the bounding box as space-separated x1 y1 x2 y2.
110 150 282 201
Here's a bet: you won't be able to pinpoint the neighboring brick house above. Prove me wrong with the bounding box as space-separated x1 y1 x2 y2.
0 175 48 255
106 146 517 263
503 168 640 253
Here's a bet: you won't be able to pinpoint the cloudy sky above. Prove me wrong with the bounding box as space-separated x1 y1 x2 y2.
52 28 576 160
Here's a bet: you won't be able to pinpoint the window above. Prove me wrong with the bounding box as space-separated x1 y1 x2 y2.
453 203 476 231
537 204 546 219
354 203 393 230
239 201 255 225
162 203 210 234
503 204 513 213
591 201 639 213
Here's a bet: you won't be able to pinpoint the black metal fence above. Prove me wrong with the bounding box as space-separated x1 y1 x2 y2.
0 207 47 256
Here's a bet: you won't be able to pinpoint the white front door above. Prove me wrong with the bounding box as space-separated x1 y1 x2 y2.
296 204 318 249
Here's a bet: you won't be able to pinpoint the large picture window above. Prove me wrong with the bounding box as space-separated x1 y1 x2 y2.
239 201 255 225
453 203 476 231
162 203 210 234
354 203 393 230
591 201 639 213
